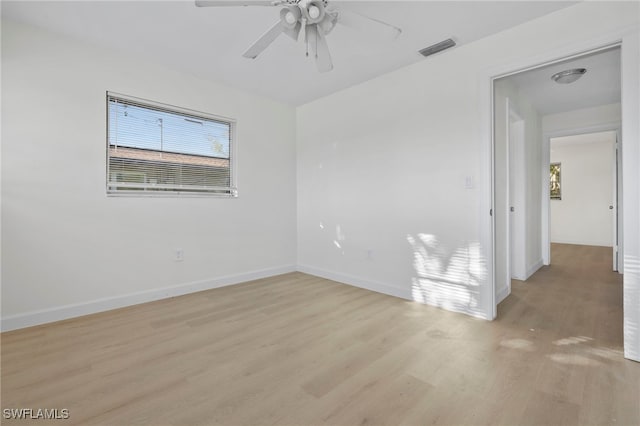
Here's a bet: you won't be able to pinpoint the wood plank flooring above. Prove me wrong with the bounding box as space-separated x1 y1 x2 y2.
1 243 638 425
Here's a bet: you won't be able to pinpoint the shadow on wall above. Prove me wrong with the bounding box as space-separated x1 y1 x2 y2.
407 233 486 314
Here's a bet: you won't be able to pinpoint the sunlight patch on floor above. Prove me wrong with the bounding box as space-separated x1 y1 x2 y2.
500 338 535 351
553 336 593 346
548 353 602 367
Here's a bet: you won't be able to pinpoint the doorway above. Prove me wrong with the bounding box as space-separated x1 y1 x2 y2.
482 31 639 362
492 45 622 312
547 131 619 270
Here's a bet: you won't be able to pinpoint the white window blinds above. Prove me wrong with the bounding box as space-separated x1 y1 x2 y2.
107 92 237 196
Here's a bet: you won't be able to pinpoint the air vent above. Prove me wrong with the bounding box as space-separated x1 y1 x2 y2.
419 38 456 57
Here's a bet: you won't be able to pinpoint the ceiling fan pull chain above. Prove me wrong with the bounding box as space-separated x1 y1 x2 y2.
306 24 310 56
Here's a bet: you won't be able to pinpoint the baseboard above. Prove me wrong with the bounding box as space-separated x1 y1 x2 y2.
297 265 490 321
496 259 543 306
511 272 527 281
550 240 613 248
496 285 510 304
1 265 296 332
525 259 544 280
296 264 411 301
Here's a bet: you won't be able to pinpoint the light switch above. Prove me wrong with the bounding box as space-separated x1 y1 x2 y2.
465 176 474 189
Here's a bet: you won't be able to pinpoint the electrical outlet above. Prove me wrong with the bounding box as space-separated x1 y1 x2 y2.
175 249 184 262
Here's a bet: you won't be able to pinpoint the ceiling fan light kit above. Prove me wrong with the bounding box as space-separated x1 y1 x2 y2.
196 0 401 73
302 1 325 23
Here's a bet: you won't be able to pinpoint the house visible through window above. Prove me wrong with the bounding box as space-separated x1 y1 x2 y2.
107 92 236 196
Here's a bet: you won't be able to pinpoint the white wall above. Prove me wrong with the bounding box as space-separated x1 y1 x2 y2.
621 31 640 361
297 2 639 323
550 134 616 247
524 107 544 279
543 103 621 135
1 20 297 330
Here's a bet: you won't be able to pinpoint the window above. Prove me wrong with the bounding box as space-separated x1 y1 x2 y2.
107 92 236 197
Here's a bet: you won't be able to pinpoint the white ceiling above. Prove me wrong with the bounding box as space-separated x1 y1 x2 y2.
2 0 578 106
505 47 621 116
551 130 617 147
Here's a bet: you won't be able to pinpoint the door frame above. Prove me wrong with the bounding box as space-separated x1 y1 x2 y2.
479 28 639 362
542 125 622 271
482 41 621 320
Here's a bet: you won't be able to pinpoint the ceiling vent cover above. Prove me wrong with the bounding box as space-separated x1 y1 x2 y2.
419 38 456 57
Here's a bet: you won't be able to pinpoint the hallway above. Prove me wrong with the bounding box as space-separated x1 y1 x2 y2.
499 243 623 346
496 243 636 424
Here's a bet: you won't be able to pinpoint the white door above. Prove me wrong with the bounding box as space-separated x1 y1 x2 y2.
494 97 527 304
508 114 526 280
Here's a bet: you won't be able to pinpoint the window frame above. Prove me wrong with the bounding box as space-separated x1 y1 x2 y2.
106 91 238 198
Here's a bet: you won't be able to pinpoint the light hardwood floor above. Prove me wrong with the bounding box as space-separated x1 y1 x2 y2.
2 244 638 425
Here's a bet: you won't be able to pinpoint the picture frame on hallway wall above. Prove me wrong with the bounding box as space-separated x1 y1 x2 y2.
550 162 561 200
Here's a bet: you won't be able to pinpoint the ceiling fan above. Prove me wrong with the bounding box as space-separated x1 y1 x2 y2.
195 0 402 72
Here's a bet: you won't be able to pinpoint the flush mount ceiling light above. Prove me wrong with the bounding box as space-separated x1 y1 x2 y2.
551 68 587 84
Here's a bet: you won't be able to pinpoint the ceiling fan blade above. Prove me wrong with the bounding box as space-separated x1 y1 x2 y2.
196 1 276 6
243 20 284 59
337 9 401 42
307 24 333 73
